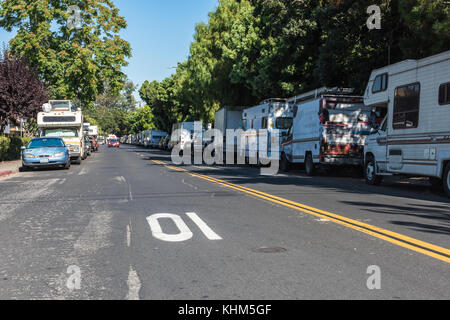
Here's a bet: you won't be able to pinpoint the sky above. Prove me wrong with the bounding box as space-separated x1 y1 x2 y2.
0 0 219 102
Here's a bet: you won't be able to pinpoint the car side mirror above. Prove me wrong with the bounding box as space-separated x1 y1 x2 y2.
21 146 26 151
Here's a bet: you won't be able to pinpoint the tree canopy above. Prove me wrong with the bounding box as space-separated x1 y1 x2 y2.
0 0 131 109
139 0 449 132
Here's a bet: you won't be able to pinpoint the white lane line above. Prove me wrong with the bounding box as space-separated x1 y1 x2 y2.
114 176 126 184
126 266 141 300
78 167 88 176
186 212 222 241
126 224 131 247
128 183 133 201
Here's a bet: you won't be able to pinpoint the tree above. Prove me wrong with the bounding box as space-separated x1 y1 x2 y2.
0 0 131 109
0 49 48 133
127 105 155 134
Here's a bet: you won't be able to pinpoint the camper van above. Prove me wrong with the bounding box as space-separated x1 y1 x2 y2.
38 100 86 164
240 99 293 163
281 88 374 175
171 122 203 153
363 51 450 197
144 130 168 148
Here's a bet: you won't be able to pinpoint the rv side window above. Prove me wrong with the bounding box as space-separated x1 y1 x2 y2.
372 73 388 93
242 119 247 130
439 83 450 105
261 117 268 129
393 83 420 130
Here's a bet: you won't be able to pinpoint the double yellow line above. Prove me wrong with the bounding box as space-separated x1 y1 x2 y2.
152 160 450 264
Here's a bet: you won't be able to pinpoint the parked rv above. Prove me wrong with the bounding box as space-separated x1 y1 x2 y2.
144 130 168 148
171 122 202 154
215 107 244 157
240 99 293 164
363 51 450 197
37 100 86 164
280 88 374 175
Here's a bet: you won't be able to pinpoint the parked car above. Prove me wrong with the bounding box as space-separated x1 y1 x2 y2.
89 136 99 152
83 135 91 157
21 137 71 171
108 139 120 148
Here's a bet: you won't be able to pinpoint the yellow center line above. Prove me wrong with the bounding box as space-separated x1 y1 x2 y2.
152 160 450 264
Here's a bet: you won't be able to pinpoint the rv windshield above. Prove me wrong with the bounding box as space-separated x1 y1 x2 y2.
44 128 78 138
276 117 293 130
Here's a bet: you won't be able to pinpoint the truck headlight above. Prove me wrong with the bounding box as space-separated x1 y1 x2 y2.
73 146 80 152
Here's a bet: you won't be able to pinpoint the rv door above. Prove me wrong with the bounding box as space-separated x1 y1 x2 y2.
373 117 388 173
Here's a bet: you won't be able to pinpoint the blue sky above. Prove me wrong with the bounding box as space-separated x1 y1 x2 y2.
0 0 218 101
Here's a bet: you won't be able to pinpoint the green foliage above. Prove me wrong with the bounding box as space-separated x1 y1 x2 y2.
139 0 449 133
0 136 32 161
0 0 131 109
0 136 10 162
127 105 155 134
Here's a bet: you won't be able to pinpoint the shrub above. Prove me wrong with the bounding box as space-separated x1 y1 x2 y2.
6 137 23 160
0 136 10 162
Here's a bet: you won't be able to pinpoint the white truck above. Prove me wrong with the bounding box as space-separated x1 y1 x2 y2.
38 100 86 164
363 50 450 197
240 99 293 164
281 88 374 175
214 107 244 158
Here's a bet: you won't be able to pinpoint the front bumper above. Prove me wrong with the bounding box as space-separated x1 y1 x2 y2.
23 156 69 167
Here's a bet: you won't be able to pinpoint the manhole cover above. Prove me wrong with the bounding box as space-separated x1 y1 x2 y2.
252 247 287 253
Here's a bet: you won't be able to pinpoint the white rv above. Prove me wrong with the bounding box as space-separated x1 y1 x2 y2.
38 100 86 164
171 122 203 153
281 88 374 175
364 51 450 197
240 99 293 163
143 130 168 148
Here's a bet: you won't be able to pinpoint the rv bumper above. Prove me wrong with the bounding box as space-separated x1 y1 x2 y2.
322 156 363 166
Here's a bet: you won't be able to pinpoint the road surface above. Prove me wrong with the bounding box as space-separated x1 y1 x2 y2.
0 145 449 299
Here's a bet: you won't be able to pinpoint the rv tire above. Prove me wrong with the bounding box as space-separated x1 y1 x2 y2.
280 153 291 172
305 153 315 176
365 157 382 185
444 164 450 198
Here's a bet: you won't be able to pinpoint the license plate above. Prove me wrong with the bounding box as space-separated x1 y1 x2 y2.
40 159 49 164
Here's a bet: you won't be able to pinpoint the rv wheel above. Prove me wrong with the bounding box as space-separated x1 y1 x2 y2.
444 164 450 198
365 158 382 185
280 153 291 172
305 153 315 176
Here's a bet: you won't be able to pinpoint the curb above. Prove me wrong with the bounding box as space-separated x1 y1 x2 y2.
0 170 13 177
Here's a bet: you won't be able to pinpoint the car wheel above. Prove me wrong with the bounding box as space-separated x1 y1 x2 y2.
19 166 28 172
305 153 315 176
443 163 450 198
64 160 71 170
365 157 382 185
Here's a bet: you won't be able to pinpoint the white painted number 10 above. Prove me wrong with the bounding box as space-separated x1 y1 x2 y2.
147 212 222 242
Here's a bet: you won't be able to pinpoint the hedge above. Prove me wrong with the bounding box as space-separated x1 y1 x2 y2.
0 136 33 162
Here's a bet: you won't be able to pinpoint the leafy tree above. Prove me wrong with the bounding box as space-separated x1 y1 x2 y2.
0 0 131 109
126 105 155 134
0 49 48 133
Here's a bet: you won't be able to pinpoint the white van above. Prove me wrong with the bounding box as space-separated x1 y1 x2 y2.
363 50 450 197
240 99 293 163
281 88 374 175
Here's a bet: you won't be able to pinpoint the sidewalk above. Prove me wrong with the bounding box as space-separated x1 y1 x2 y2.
0 160 22 178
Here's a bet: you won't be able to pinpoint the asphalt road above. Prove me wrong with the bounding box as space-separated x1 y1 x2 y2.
0 144 449 300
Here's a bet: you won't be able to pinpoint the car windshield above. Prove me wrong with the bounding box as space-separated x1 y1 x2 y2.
44 128 78 138
110 140 118 143
28 138 65 148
